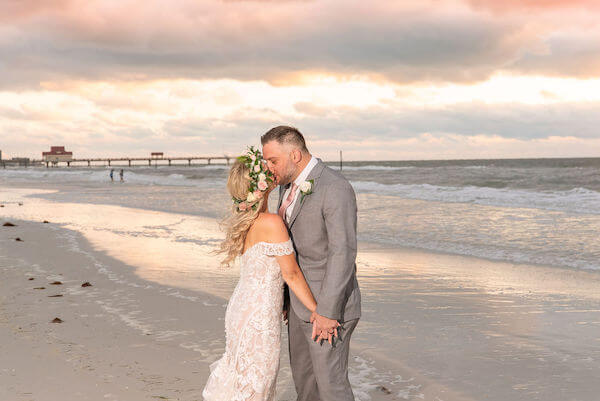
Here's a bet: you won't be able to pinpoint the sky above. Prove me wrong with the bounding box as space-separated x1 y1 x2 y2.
1 0 599 161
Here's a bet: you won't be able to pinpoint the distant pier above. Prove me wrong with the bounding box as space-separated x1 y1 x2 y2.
2 156 233 168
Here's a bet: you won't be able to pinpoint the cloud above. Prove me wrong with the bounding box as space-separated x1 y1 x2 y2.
0 0 72 22
290 101 600 141
1 0 599 88
511 32 600 79
465 0 600 13
2 76 599 160
3 97 600 160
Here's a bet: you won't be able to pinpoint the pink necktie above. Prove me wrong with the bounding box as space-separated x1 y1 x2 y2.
278 183 298 222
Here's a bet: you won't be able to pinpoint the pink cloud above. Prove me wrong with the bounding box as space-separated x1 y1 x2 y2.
0 0 73 22
0 0 599 87
466 0 600 13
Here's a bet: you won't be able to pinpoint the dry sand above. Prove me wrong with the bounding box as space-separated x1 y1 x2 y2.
1 219 226 400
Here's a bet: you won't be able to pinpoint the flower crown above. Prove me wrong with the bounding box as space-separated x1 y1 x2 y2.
233 146 274 212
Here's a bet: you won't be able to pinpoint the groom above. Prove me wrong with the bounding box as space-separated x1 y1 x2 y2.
262 126 361 401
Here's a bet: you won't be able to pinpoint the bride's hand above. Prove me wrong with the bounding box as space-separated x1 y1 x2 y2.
311 311 340 345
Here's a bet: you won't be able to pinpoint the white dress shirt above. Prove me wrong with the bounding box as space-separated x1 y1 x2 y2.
282 156 318 222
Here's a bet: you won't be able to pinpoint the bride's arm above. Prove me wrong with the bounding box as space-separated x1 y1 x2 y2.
259 214 317 313
276 253 317 313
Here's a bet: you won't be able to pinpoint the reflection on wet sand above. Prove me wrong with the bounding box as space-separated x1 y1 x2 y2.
2 187 236 298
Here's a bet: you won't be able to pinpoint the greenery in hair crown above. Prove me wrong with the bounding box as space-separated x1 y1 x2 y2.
233 146 274 212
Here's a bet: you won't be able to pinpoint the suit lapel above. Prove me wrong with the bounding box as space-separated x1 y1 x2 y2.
288 159 326 228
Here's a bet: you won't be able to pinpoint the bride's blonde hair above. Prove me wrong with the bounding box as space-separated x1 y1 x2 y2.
217 159 268 267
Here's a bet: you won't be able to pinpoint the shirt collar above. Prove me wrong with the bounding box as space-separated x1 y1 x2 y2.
293 156 318 187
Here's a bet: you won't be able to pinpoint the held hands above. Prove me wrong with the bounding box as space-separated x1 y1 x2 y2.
310 311 341 345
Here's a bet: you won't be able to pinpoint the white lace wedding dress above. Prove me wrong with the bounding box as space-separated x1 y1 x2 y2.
202 239 294 401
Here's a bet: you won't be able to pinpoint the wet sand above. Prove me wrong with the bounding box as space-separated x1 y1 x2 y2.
2 188 600 400
0 218 392 401
353 246 600 400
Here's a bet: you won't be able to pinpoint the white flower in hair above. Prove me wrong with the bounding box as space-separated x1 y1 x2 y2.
246 192 257 202
253 164 261 173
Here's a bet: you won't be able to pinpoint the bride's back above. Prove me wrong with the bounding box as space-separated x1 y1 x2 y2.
243 212 289 255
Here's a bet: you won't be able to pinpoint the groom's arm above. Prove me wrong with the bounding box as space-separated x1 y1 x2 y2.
315 179 357 321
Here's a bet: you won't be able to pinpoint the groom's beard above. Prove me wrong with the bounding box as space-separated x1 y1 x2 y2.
277 165 297 186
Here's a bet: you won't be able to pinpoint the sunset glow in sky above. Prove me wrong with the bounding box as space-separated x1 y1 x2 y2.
1 0 600 160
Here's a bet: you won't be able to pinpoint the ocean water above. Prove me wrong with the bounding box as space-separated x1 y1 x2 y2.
2 157 600 271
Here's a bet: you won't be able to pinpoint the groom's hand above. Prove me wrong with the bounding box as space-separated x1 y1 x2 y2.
310 311 340 345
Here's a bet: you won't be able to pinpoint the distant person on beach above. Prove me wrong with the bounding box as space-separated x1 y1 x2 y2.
119 169 124 182
109 169 114 182
203 127 360 401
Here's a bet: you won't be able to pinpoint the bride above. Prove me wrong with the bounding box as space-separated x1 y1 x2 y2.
202 147 322 401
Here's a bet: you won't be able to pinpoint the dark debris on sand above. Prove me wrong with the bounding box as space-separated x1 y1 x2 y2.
50 281 63 285
51 317 63 323
48 295 63 298
15 237 23 242
376 386 392 395
33 287 45 290
3 222 16 226
81 282 92 287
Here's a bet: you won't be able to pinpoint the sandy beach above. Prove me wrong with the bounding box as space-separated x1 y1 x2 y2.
1 218 225 401
2 188 600 400
0 201 388 401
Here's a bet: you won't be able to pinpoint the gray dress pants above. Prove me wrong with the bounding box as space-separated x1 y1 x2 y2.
288 309 359 401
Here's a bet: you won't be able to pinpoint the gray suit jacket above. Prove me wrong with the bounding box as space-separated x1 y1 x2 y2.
279 159 361 323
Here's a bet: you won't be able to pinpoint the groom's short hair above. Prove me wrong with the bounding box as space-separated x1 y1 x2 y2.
261 126 309 153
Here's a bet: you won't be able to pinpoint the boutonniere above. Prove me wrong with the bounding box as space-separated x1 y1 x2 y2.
299 179 314 202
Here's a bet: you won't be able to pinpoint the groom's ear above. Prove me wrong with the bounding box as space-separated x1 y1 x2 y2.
291 148 302 164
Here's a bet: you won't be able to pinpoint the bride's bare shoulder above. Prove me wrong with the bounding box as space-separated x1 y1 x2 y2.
254 213 288 242
255 212 286 231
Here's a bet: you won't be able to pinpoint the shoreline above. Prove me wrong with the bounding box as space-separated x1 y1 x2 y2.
5 182 600 276
3 187 600 400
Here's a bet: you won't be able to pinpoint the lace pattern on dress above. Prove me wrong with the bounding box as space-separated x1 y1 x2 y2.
261 239 294 257
202 240 292 401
